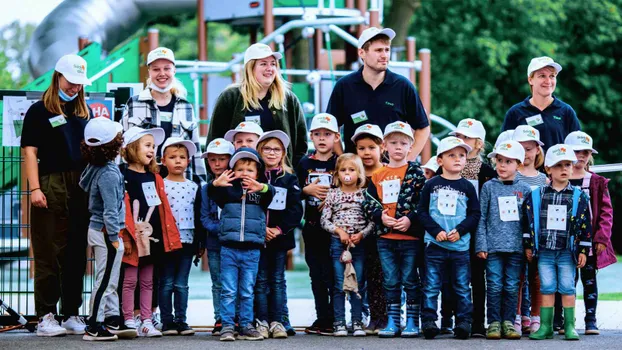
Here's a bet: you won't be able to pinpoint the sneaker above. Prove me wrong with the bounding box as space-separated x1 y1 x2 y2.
105 316 137 339
422 321 439 339
255 319 269 339
374 318 387 335
139 320 162 337
61 316 86 335
37 313 67 337
585 320 600 335
440 326 454 335
521 316 531 335
304 319 322 335
283 319 296 336
212 319 222 336
486 321 501 340
353 321 366 337
365 319 378 335
333 322 347 337
220 326 235 341
470 322 486 338
133 314 141 329
514 315 522 334
318 320 334 336
502 320 521 339
125 318 138 329
530 316 541 334
177 322 195 336
269 321 288 339
162 322 179 336
83 324 118 341
238 324 264 341
151 312 162 331
454 321 471 340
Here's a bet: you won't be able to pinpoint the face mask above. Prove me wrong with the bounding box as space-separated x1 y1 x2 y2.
150 81 174 93
59 88 78 102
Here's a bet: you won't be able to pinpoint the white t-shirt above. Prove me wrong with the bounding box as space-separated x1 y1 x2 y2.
163 178 198 244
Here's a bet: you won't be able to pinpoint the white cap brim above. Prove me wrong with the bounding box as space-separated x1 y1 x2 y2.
529 62 562 77
257 130 290 149
161 139 197 158
514 136 545 146
123 127 165 148
229 150 260 168
358 28 396 48
438 143 473 155
569 145 598 154
148 57 175 66
244 52 283 65
449 129 481 139
63 73 91 86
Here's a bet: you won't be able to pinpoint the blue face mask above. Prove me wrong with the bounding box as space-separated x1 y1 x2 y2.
59 88 78 102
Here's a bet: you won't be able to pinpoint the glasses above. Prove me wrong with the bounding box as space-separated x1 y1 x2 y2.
261 146 283 154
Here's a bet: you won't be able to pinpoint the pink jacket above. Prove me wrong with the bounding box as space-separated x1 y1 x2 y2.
588 172 616 269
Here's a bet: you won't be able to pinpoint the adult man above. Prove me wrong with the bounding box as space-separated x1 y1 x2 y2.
327 27 430 159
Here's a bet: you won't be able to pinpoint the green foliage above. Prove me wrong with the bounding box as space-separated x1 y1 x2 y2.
0 20 35 89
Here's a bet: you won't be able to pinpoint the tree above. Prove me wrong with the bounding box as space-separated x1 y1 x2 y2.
0 20 36 89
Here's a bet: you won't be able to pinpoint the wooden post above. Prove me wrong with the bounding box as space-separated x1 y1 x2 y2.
356 0 368 36
139 29 159 86
264 0 275 50
369 9 380 28
78 36 90 50
197 0 209 136
419 49 432 163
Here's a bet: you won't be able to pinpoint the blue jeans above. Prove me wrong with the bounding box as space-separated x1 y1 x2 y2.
207 249 222 321
538 249 576 295
303 223 334 322
377 238 421 304
220 246 261 328
422 243 472 324
254 249 287 323
485 252 523 323
159 247 194 324
330 237 365 323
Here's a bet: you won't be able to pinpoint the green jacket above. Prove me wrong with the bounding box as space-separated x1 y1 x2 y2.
207 85 308 167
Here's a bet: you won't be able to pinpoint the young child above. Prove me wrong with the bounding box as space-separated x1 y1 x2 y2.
475 140 531 340
565 131 615 335
524 144 592 341
321 154 374 337
225 121 264 150
296 113 340 336
449 118 495 337
200 138 235 336
254 130 303 339
79 118 126 341
159 137 205 336
418 136 481 340
514 125 547 188
421 156 439 180
120 127 182 338
351 124 387 335
208 147 275 341
364 121 426 338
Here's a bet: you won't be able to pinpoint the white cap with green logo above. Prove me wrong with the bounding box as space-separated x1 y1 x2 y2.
545 144 577 167
564 131 598 154
54 54 91 86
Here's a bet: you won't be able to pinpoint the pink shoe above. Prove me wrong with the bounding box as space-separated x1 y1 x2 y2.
513 315 522 335
530 316 541 333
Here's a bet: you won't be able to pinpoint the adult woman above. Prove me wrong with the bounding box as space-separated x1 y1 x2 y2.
122 47 206 181
502 56 580 151
21 54 92 337
208 43 308 167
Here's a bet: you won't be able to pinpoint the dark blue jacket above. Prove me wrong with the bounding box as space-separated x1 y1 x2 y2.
265 169 303 251
200 182 221 251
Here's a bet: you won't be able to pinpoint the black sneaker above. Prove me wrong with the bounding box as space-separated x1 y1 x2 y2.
212 319 222 336
162 322 179 336
585 320 599 335
83 324 118 341
305 319 322 334
470 322 486 338
422 321 440 339
454 321 471 340
220 326 235 342
104 316 137 339
177 322 195 336
238 325 264 341
318 320 334 336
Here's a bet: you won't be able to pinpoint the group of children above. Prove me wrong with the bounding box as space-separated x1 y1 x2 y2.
77 111 613 342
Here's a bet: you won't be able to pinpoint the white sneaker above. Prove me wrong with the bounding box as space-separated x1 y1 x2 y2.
151 312 163 331
139 320 162 337
37 313 67 337
61 316 86 335
125 319 138 329
255 319 269 339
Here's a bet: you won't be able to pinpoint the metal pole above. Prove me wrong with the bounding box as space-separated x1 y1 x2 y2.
197 0 208 136
406 37 416 85
419 48 432 163
264 0 275 50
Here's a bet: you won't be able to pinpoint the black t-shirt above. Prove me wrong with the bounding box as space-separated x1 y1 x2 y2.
124 169 164 264
156 96 176 158
244 93 275 131
570 178 583 187
20 100 89 176
295 152 337 225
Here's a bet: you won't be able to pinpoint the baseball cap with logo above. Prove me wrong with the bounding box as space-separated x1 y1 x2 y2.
257 130 290 149
201 138 235 158
527 56 562 77
494 129 515 151
310 113 339 133
147 47 176 65
161 137 197 158
421 156 439 173
488 140 525 163
512 125 545 146
122 126 165 148
55 54 91 86
224 122 264 142
564 131 598 154
383 121 414 140
351 124 384 142
357 27 396 49
84 117 123 146
449 118 486 141
544 144 577 167
437 136 473 156
244 43 283 65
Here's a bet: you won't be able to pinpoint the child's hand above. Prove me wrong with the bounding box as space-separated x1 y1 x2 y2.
350 232 363 245
577 253 587 268
447 229 459 242
336 228 349 244
213 170 235 187
242 177 264 193
303 178 330 200
525 249 533 262
595 242 606 255
381 209 397 228
436 231 448 242
477 252 487 259
111 241 120 250
393 217 411 232
124 240 132 256
265 227 280 242
197 247 205 258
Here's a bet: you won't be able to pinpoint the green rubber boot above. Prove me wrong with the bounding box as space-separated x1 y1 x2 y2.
564 307 580 340
529 307 554 340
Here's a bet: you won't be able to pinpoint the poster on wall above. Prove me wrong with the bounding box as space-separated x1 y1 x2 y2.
2 96 37 147
86 98 115 119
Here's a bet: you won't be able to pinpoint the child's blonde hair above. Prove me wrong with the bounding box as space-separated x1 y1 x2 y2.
257 137 293 174
534 146 545 169
122 137 159 174
333 153 366 188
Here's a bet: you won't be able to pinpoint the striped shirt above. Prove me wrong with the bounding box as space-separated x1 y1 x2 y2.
516 171 547 188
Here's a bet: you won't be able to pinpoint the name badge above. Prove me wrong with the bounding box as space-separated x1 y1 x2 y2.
498 196 519 222
526 114 544 127
177 207 195 229
437 189 458 216
160 111 172 123
268 186 287 210
49 115 67 128
350 110 368 124
381 179 400 204
308 173 332 186
546 204 567 230
245 115 261 125
141 182 162 207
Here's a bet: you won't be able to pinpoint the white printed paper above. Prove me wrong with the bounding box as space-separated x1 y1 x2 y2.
498 196 519 222
437 189 458 216
546 204 568 231
2 96 37 147
141 182 162 207
382 179 400 204
308 173 332 186
268 186 287 210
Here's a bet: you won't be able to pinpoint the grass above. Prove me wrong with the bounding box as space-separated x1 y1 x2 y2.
585 292 622 301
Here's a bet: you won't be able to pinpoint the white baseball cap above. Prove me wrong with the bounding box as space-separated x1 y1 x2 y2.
351 124 383 142
494 129 515 151
421 156 439 173
545 144 578 167
310 113 339 133
527 56 562 77
229 148 261 168
488 140 525 163
564 131 598 154
224 122 264 142
55 54 91 86
147 47 175 65
122 126 165 148
243 43 283 65
437 136 473 156
84 117 123 146
257 130 290 149
357 27 396 49
201 138 235 158
161 137 197 158
383 121 414 140
513 125 544 146
449 118 486 141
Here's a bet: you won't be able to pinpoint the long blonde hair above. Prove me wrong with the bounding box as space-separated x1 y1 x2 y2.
42 71 90 118
239 59 291 112
257 137 293 174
